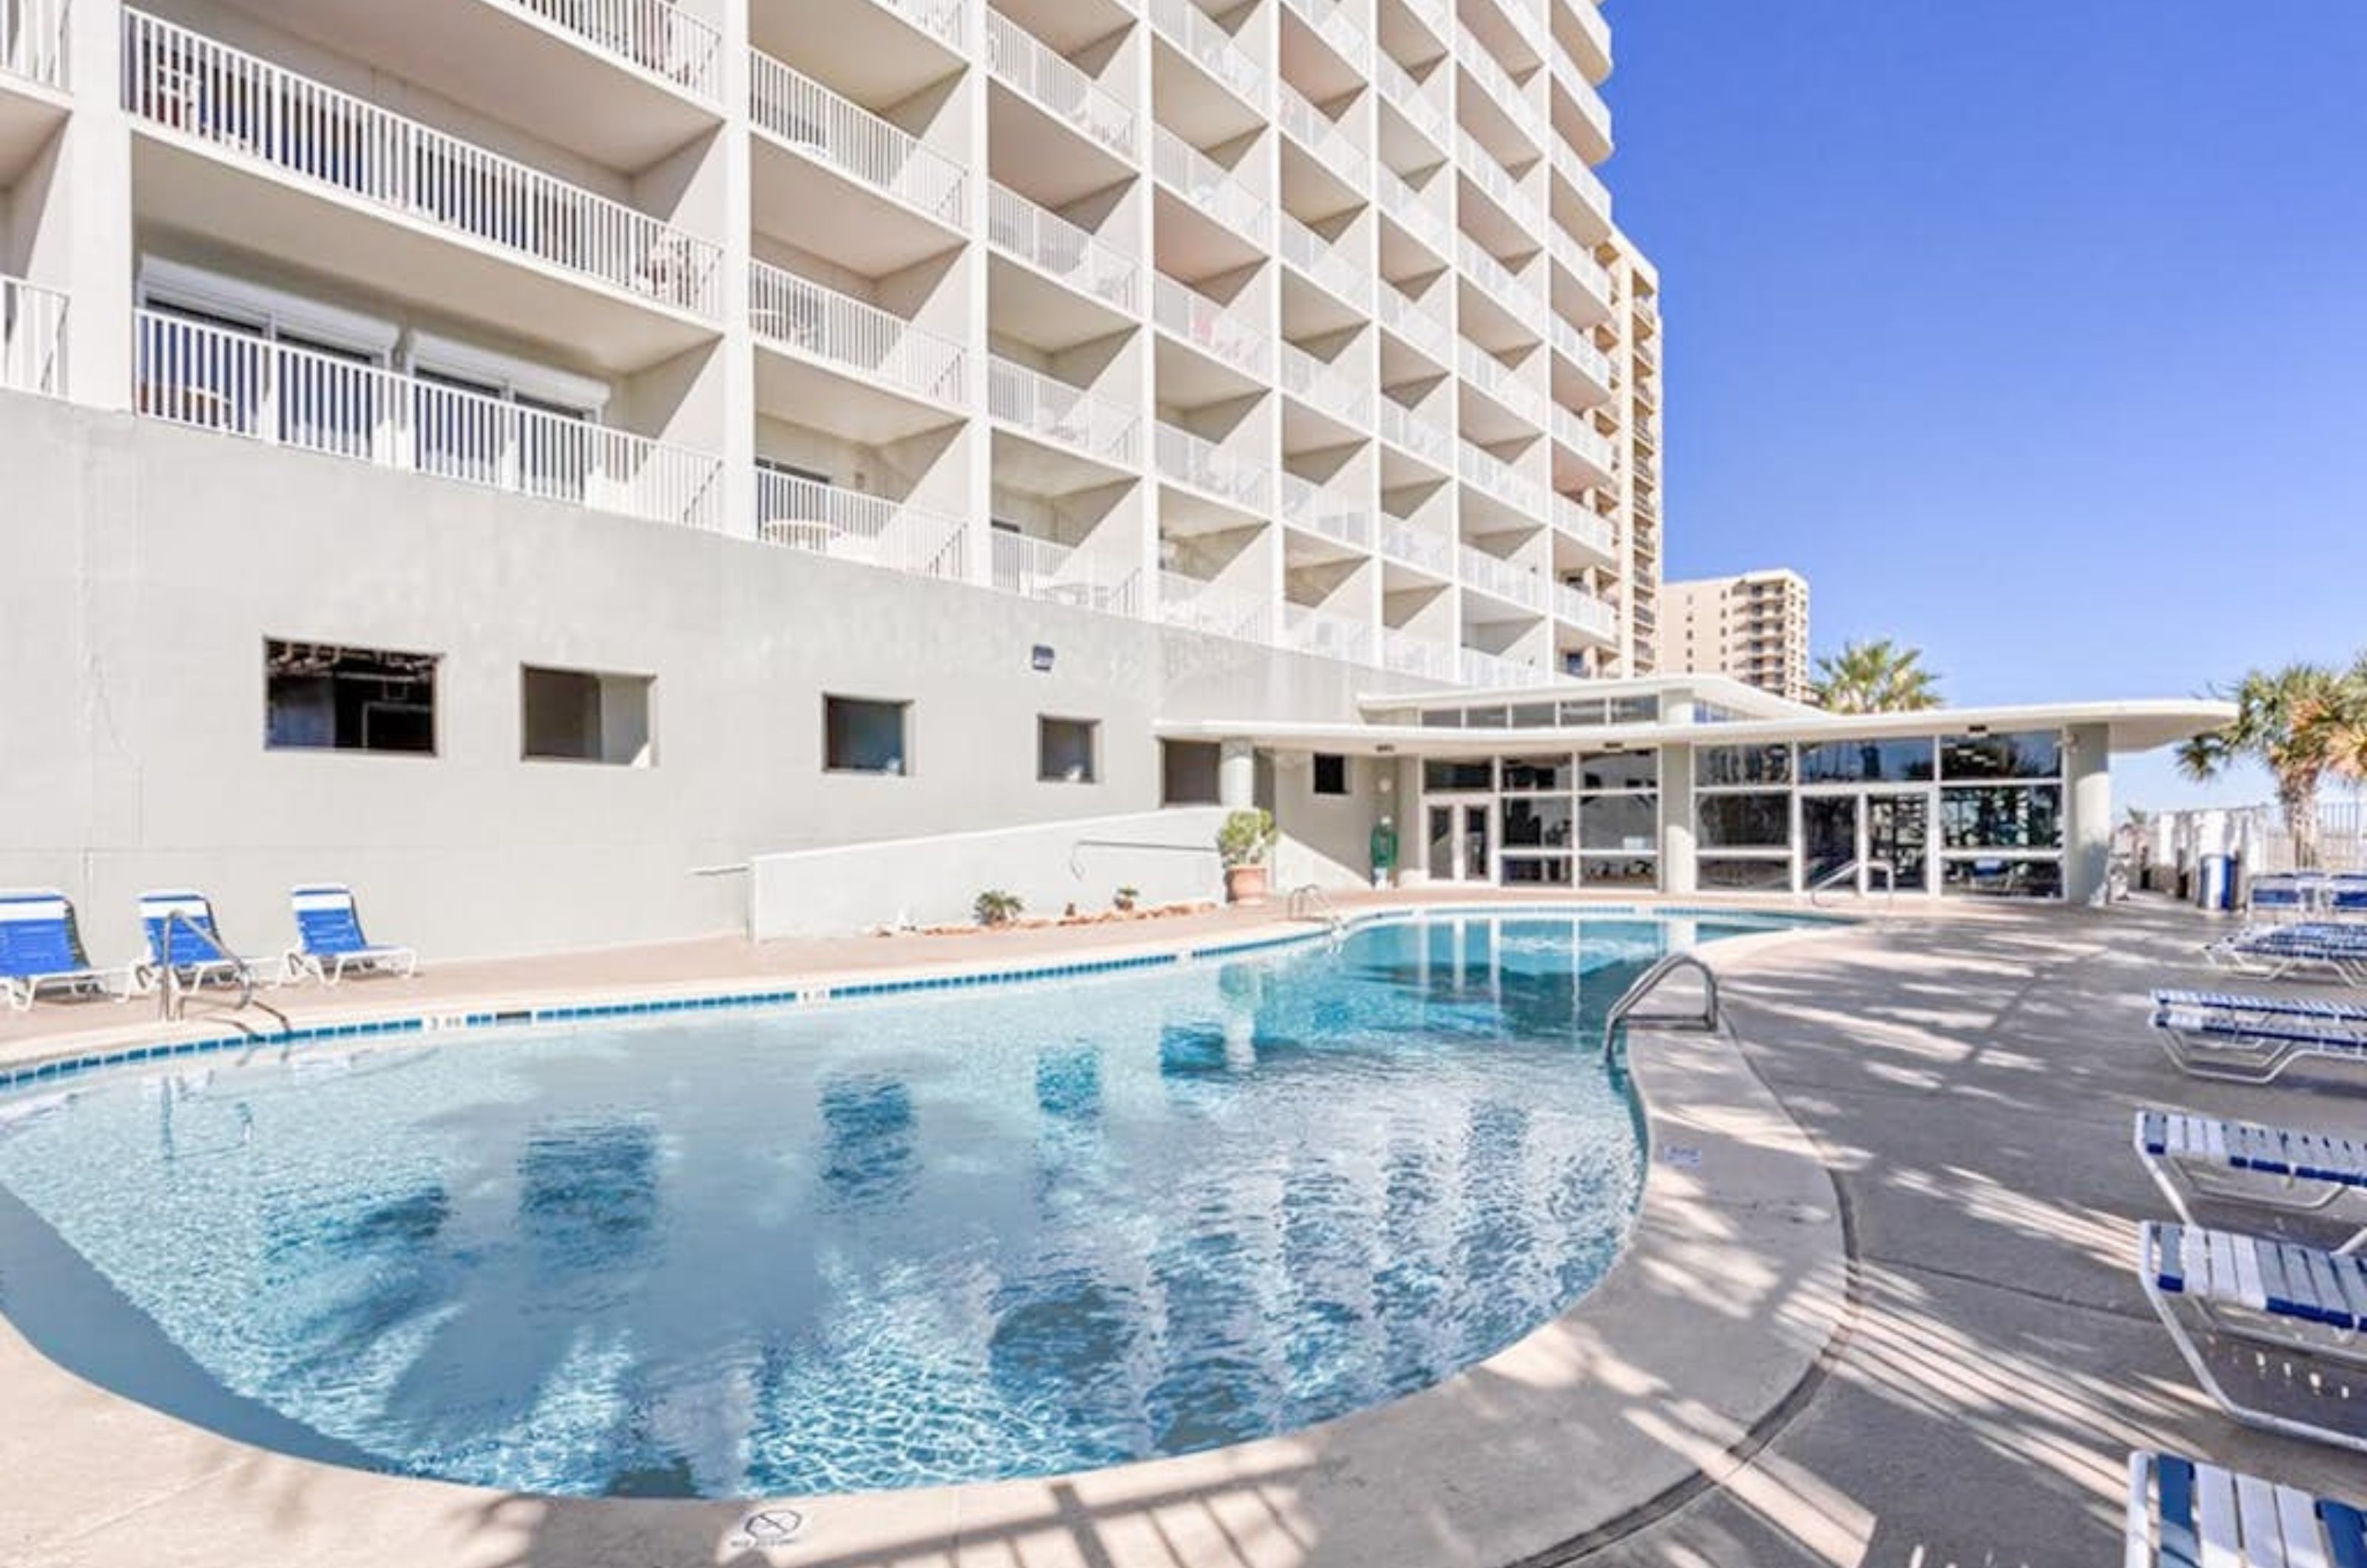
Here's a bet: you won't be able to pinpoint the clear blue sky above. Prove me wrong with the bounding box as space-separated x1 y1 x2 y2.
1606 0 2367 810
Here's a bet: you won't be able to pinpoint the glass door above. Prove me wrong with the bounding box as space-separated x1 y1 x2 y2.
1803 796 1857 892
1425 802 1495 882
1865 794 1931 894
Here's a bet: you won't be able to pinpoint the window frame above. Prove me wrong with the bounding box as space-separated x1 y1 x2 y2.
263 638 441 758
1037 714 1101 785
823 694 912 777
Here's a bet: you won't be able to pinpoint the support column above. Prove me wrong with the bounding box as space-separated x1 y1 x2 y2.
2065 722 2113 905
58 0 135 410
1218 738 1257 811
1658 740 1696 895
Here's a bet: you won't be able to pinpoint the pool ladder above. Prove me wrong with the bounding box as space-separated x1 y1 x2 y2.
1601 952 1721 1062
1286 883 1344 932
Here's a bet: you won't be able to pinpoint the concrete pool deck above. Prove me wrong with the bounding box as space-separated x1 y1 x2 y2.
0 895 2361 1566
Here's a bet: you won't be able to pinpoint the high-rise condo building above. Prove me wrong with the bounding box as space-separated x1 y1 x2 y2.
1658 569 1811 703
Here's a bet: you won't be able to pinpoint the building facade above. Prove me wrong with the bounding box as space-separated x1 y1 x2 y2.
1658 568 1810 702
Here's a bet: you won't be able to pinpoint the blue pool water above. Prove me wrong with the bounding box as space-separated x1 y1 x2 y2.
0 913 1791 1498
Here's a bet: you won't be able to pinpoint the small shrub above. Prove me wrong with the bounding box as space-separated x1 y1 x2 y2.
974 890 1024 927
1217 808 1277 869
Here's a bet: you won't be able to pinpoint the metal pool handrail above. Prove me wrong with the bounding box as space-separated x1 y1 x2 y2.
1601 951 1720 1061
1808 859 1897 908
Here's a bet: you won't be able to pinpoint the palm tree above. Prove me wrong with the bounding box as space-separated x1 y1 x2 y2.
2176 659 2367 868
1809 638 1942 714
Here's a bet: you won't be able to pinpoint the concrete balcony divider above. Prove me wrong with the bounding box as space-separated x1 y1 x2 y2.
990 529 1142 618
1457 128 1543 239
1459 237 1547 339
748 259 967 405
751 48 968 229
124 12 724 320
1 0 67 87
988 356 1141 466
135 308 726 530
1152 272 1271 378
1278 471 1373 550
1400 0 1451 44
984 10 1136 161
1 276 67 397
1152 126 1272 246
754 469 968 579
1155 420 1268 511
1147 0 1269 112
502 0 722 103
987 182 1140 313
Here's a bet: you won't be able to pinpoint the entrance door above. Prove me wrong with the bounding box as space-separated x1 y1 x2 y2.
1803 793 1932 894
1803 797 1857 892
1865 794 1930 894
1426 802 1494 883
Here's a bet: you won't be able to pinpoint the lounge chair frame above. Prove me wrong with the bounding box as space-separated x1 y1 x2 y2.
2149 997 2367 1085
2135 1110 2366 1256
2122 1450 2366 1568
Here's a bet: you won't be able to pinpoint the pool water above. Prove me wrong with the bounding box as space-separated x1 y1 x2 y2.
0 913 1787 1498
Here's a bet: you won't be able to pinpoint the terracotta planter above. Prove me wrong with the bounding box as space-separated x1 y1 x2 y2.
1225 864 1271 906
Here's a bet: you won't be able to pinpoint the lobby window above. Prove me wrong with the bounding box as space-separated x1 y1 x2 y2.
1798 737 1936 785
825 696 908 775
521 666 653 766
1312 753 1349 796
266 641 437 754
1039 717 1099 784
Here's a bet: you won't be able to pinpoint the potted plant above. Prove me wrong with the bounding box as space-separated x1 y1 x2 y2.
1114 885 1140 913
973 890 1023 927
1216 808 1279 905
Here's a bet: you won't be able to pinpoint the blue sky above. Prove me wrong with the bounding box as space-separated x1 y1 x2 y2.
1606 1 2367 809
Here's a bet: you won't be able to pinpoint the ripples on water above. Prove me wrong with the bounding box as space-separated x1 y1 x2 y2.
0 915 1772 1497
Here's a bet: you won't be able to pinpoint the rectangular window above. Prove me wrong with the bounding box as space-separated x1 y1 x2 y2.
1502 755 1573 791
1510 702 1559 729
1502 856 1573 886
1698 857 1794 892
1577 854 1658 888
1578 749 1658 792
1941 858 2064 899
1697 793 1791 849
1798 738 1936 784
1039 717 1099 783
1503 798 1574 848
1423 758 1494 792
1607 695 1660 725
1419 709 1465 729
1696 743 1792 788
825 695 909 775
265 640 437 754
1940 785 2064 850
1940 731 2063 781
1578 792 1659 853
1161 740 1222 804
521 666 654 766
1312 753 1350 796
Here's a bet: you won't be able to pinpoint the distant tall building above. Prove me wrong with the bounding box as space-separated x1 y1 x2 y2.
1658 570 1811 702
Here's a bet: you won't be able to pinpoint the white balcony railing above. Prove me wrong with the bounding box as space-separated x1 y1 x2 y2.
1155 420 1268 511
1158 571 1272 643
1277 80 1368 190
754 470 966 580
1152 126 1272 246
1455 24 1546 150
1382 626 1459 681
748 260 966 405
1152 272 1270 378
1550 402 1615 474
1280 340 1371 428
1459 339 1545 426
1459 644 1548 688
868 0 967 51
1552 227 1615 312
1374 53 1446 149
1556 50 1614 150
988 356 1140 465
1459 237 1547 339
1283 603 1375 666
1374 282 1451 365
124 13 723 320
1147 0 1268 112
984 10 1137 161
1375 396 1452 469
1555 581 1618 640
751 48 968 229
1457 129 1543 238
1459 439 1547 516
1 0 67 87
136 308 724 529
1 277 68 398
1278 0 1372 74
1550 491 1615 558
1379 515 1452 575
1374 163 1451 259
987 181 1140 313
991 529 1142 618
1550 136 1613 228
1278 472 1373 549
502 0 723 103
1459 542 1548 610
1555 320 1614 391
1279 214 1371 311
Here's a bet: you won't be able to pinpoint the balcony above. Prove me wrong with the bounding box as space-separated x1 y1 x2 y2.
1379 515 1453 575
1459 237 1547 341
137 308 724 530
1375 54 1448 151
1456 25 1546 154
1554 50 1614 162
1550 226 1614 318
1283 603 1376 666
985 10 1138 163
987 181 1141 314
988 356 1141 467
1155 420 1269 512
1549 492 1615 561
1399 0 1452 45
0 0 66 185
991 529 1143 618
1549 138 1612 234
1554 581 1618 641
1280 340 1372 428
1277 80 1368 191
1279 214 1371 312
1459 339 1545 427
862 0 968 52
1550 403 1614 479
748 260 967 435
1159 571 1272 643
754 470 967 581
1153 125 1273 247
124 13 725 368
1457 129 1544 240
751 48 969 270
1553 317 1614 394
1374 164 1452 260
1147 0 1269 114
1375 397 1452 469
1153 272 1271 379
1458 439 1547 516
1279 0 1374 75
1459 645 1550 689
1561 0 1613 80
1279 473 1374 550
1459 542 1547 611
1 276 66 399
1382 626 1459 681
1374 283 1451 367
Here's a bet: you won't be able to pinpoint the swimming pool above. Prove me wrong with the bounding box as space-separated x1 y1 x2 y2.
0 910 1800 1499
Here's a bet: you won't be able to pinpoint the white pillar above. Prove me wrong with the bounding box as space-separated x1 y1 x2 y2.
2066 723 2112 905
58 0 135 410
1658 741 1696 895
1218 738 1257 810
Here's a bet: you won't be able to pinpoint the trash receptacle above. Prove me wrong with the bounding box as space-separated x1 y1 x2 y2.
2199 854 2234 912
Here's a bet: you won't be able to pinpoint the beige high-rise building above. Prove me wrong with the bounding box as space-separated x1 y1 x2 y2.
1658 569 1811 701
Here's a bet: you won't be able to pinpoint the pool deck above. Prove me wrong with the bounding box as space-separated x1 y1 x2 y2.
1 893 2362 1567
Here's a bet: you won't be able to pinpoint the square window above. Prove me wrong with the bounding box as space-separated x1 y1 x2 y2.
521 666 654 766
266 640 438 754
1039 717 1099 783
1312 753 1349 796
825 696 908 775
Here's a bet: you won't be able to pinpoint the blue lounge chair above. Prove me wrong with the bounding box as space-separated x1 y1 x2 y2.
2204 922 2367 984
2136 1109 2366 1256
283 884 416 984
2149 992 2367 1084
0 890 121 1010
135 889 266 993
2140 1220 2367 1453
2124 1451 2365 1567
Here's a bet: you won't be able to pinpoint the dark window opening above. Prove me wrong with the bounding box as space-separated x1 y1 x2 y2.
266 640 437 754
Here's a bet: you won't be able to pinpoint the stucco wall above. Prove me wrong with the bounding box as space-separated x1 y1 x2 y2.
0 395 1411 959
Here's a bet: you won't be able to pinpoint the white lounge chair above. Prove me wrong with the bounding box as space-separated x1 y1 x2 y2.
2123 1450 2366 1568
2139 1220 2367 1453
2136 1109 2366 1256
2149 992 2367 1084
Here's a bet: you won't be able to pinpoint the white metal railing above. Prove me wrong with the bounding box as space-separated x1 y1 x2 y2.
1277 79 1369 190
754 470 966 579
1155 420 1268 510
1556 317 1615 391
124 13 722 320
1 0 67 86
1280 339 1371 428
1459 644 1548 688
991 529 1142 617
1553 228 1615 312
1376 396 1452 467
987 181 1140 313
1279 214 1371 311
1158 570 1272 643
1555 580 1618 639
751 47 968 229
1459 542 1547 610
1551 402 1614 473
502 0 721 103
1374 163 1451 258
136 308 724 529
1374 281 1451 365
1550 136 1613 227
989 356 1140 464
1455 24 1546 149
1147 0 1268 111
867 0 967 50
747 259 965 405
1 276 68 398
1374 53 1445 149
1152 271 1270 377
1457 128 1543 237
1278 472 1373 549
1459 236 1547 339
1278 0 1372 73
1153 126 1272 246
1550 491 1615 557
1379 515 1452 574
1283 603 1374 666
1382 626 1459 680
1459 439 1548 516
984 10 1137 161
1459 339 1546 425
